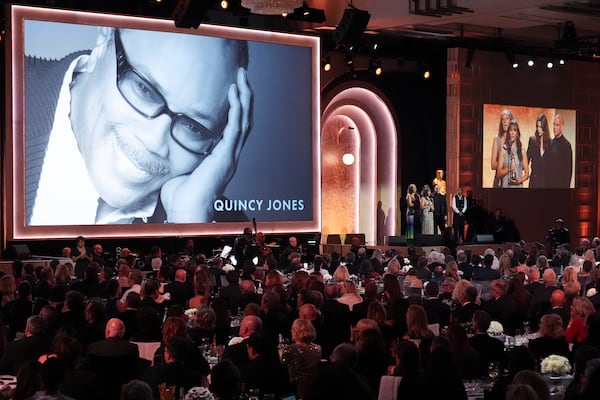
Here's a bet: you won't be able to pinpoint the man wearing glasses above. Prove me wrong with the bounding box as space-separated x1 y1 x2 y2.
27 27 252 224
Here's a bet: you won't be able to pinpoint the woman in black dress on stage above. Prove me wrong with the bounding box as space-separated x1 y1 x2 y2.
527 113 551 188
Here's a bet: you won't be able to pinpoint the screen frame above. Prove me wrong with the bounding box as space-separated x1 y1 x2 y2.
5 5 321 240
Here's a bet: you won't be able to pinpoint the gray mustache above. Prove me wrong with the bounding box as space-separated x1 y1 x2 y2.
114 131 170 176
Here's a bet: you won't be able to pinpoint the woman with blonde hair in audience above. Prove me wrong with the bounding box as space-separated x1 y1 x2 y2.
282 318 322 400
528 313 570 361
337 281 362 311
332 265 350 283
0 275 16 307
385 256 403 276
565 296 596 344
562 266 578 285
444 261 461 282
499 254 514 279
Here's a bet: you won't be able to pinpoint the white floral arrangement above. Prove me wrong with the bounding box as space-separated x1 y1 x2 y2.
185 386 214 400
402 264 413 273
487 321 504 336
184 308 198 319
541 355 572 376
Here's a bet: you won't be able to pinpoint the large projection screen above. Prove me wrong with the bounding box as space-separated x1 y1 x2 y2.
6 6 321 239
482 104 576 189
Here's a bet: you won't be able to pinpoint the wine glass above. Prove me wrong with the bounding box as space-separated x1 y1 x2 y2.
488 361 500 385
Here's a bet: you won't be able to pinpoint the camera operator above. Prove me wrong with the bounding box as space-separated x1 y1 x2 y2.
546 219 571 251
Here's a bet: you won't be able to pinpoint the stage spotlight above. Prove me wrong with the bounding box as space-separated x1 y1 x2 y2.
559 58 565 65
546 60 554 69
221 0 229 9
423 69 431 79
369 59 382 76
322 54 331 72
527 57 535 67
506 53 518 69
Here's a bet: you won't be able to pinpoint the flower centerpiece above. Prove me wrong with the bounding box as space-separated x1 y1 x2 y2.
541 355 573 396
487 321 504 336
540 355 571 376
185 387 214 400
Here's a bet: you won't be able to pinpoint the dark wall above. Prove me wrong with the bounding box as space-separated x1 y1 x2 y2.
457 49 600 245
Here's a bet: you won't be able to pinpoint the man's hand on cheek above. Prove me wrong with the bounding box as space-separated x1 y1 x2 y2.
161 67 253 222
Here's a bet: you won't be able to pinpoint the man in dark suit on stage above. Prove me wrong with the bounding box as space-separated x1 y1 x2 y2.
546 114 573 188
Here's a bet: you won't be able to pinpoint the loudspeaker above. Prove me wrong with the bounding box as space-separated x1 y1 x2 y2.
333 8 371 48
475 234 495 244
417 234 445 247
388 236 407 246
5 244 30 259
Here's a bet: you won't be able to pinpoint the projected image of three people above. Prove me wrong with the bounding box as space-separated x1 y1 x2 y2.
490 109 573 189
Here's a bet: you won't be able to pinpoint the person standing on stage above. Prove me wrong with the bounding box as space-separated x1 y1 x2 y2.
452 187 467 243
432 184 447 235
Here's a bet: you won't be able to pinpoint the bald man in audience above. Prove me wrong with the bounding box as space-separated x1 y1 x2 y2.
87 318 140 399
164 268 194 307
238 279 263 311
222 315 263 367
545 289 569 329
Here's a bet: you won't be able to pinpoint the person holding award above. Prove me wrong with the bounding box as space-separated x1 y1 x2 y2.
496 120 529 188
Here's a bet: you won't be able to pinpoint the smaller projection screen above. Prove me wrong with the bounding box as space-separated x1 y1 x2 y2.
482 104 576 189
5 5 321 239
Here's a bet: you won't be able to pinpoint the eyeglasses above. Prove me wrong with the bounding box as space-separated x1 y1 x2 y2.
114 29 220 155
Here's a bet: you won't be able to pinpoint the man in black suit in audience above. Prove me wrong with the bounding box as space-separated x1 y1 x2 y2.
545 289 570 329
164 268 194 307
453 285 480 324
0 316 51 374
87 318 140 399
321 284 352 359
457 250 475 281
423 282 451 327
483 280 519 336
118 292 141 340
528 268 559 330
222 315 263 368
469 310 505 368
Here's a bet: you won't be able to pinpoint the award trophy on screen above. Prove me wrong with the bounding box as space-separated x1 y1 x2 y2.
509 151 517 184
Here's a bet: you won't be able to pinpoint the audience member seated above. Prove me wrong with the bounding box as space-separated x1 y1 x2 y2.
0 316 51 374
528 313 570 362
565 296 596 345
469 310 506 368
447 323 484 379
281 318 322 400
483 280 519 335
239 333 290 397
452 285 480 325
86 318 141 399
3 280 34 335
164 269 194 308
142 336 206 399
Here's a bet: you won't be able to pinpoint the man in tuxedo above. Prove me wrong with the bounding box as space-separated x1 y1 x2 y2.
528 268 559 330
452 186 467 243
0 316 51 374
469 310 506 368
453 285 480 324
87 318 140 398
164 268 194 307
222 315 263 368
483 280 519 335
457 250 475 281
423 282 451 327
